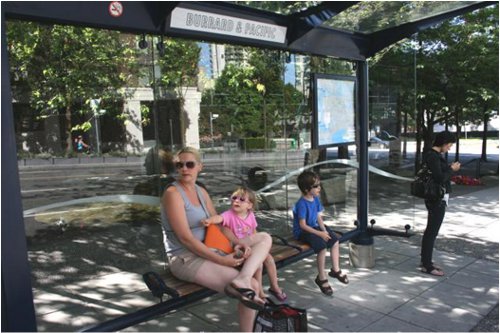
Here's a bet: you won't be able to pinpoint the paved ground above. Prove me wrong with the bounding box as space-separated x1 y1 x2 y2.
30 177 498 332
26 142 498 332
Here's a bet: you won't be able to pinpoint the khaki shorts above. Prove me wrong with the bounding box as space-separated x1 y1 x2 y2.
168 249 226 283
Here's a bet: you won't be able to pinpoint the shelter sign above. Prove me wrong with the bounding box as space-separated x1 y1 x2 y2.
170 7 287 45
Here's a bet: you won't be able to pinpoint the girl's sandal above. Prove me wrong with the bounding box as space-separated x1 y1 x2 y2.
314 275 333 296
329 269 349 284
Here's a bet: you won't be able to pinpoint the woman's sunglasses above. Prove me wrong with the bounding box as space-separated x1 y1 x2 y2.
231 195 249 203
175 161 197 169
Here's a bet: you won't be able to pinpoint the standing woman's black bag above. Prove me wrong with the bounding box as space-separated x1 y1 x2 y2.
253 300 308 332
410 164 445 201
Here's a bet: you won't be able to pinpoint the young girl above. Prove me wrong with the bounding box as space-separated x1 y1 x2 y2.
202 187 287 302
293 170 348 296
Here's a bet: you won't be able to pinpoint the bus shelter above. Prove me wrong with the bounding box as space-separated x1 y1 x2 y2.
2 1 494 331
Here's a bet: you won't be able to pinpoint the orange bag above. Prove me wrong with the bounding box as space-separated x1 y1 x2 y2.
204 224 233 254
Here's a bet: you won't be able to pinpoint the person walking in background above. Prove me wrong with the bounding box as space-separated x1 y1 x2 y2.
293 170 348 296
161 147 271 332
202 186 287 302
420 131 461 276
75 135 89 154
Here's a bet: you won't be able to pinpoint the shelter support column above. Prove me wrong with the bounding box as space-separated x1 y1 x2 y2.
350 60 375 268
1 11 37 331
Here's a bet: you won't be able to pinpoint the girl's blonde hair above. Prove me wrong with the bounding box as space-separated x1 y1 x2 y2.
232 186 258 210
176 146 202 163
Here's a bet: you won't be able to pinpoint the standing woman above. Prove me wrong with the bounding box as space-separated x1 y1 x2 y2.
421 131 460 276
161 147 271 331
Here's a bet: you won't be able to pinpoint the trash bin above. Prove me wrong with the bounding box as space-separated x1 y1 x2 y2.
349 242 375 268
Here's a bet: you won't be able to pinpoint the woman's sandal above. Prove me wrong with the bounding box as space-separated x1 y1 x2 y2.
329 269 349 284
314 275 333 296
224 283 266 310
421 265 445 277
268 288 288 302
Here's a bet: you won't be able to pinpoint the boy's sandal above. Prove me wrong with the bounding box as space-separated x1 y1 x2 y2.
329 269 349 284
268 288 288 302
420 265 445 277
314 275 333 296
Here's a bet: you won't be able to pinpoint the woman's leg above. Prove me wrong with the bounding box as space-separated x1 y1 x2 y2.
421 201 446 268
231 232 272 292
193 260 259 332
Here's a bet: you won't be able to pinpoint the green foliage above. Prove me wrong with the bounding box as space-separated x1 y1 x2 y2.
7 21 139 154
369 4 498 150
157 38 200 89
200 48 305 139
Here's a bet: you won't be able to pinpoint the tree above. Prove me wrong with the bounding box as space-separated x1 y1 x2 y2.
369 4 498 168
7 21 138 155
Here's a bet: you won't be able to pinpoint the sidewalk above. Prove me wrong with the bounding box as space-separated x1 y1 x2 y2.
30 178 498 332
119 185 498 332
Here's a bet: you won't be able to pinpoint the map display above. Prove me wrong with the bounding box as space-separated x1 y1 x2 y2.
313 75 356 147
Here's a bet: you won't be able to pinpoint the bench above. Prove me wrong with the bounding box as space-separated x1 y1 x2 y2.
82 230 357 332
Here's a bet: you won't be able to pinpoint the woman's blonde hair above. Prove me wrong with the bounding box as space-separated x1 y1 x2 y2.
232 186 258 210
176 146 202 163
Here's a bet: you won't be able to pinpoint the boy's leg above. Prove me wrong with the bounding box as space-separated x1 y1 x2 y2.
317 249 327 280
330 241 340 272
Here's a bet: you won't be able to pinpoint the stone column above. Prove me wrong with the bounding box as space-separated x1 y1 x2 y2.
181 87 202 149
123 88 153 154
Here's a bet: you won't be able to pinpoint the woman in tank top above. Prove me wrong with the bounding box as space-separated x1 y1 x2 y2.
161 147 272 332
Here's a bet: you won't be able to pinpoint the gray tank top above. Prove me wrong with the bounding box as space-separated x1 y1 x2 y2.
161 181 208 255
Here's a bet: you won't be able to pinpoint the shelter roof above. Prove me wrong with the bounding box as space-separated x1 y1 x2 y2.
3 1 495 60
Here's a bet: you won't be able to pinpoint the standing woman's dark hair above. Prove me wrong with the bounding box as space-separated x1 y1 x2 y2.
420 131 460 276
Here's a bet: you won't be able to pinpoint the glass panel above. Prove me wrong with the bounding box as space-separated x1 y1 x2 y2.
368 37 419 238
324 1 482 34
10 19 356 330
228 1 322 15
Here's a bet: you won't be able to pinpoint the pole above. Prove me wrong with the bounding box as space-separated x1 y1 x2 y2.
209 112 214 149
354 60 371 245
94 115 101 155
169 119 174 151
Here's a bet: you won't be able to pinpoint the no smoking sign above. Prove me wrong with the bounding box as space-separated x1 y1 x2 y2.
108 1 123 17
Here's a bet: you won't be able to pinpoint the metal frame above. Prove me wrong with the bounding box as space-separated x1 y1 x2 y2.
1 1 494 331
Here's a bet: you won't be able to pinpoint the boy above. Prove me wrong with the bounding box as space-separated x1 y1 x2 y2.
293 170 348 295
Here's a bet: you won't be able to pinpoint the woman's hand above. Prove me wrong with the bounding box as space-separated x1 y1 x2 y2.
451 161 461 172
219 253 245 267
234 244 251 259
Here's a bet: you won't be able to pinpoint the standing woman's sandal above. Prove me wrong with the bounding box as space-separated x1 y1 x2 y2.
329 269 349 284
314 275 333 296
421 265 444 276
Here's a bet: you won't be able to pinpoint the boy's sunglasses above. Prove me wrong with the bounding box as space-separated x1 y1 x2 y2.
311 183 321 188
231 196 248 202
175 161 197 169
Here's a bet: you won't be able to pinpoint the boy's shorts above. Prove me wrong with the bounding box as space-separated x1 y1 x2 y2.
299 225 339 254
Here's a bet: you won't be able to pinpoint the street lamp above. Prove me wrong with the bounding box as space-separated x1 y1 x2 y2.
90 99 106 155
209 112 219 149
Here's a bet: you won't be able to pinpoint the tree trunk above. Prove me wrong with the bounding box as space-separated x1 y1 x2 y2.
455 108 461 163
415 104 424 173
481 107 489 162
65 103 73 156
